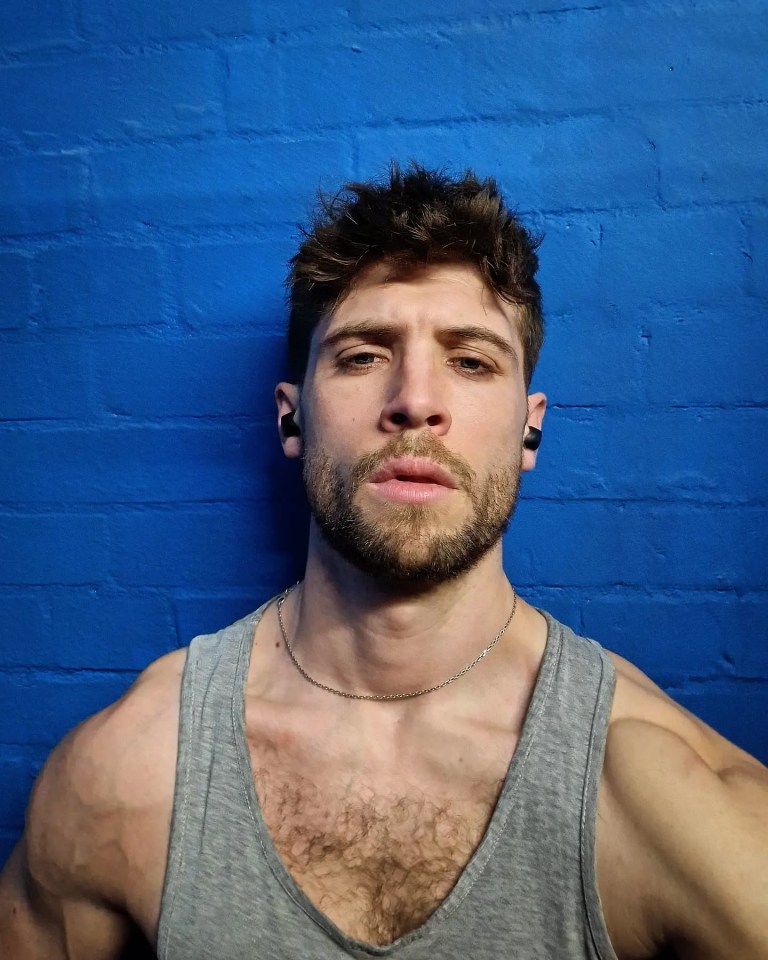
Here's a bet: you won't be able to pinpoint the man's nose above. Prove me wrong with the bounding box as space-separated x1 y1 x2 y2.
378 358 452 435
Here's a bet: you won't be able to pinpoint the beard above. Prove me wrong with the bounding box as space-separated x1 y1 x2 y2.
302 431 521 587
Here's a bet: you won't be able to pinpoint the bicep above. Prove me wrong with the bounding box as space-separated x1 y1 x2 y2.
0 840 63 960
605 719 768 960
1 651 184 959
0 837 135 960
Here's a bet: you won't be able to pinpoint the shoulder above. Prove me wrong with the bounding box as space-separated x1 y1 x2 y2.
605 649 765 778
24 646 188 912
599 650 768 959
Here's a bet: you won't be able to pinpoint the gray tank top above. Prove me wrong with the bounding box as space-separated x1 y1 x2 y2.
157 600 619 960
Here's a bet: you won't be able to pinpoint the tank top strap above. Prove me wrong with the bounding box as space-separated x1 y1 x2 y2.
156 599 274 958
457 611 617 960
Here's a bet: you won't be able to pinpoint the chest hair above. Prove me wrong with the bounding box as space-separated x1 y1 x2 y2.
254 765 503 946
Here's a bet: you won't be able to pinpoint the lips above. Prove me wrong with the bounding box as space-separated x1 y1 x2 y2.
368 456 458 489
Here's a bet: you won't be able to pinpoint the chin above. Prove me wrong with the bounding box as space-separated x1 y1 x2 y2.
319 513 508 588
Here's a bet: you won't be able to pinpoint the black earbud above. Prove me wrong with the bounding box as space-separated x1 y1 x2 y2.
523 426 542 451
281 412 301 438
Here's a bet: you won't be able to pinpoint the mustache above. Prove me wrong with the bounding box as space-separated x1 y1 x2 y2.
349 432 476 492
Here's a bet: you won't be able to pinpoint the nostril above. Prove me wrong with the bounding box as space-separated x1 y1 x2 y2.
391 412 408 425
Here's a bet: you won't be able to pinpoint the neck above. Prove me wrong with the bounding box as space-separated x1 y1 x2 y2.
281 529 527 700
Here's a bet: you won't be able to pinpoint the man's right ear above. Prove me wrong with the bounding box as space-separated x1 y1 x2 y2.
275 382 302 458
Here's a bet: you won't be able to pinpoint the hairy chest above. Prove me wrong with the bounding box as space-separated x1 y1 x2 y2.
252 760 503 946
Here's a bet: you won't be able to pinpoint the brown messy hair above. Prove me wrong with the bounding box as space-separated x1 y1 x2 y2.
287 162 543 385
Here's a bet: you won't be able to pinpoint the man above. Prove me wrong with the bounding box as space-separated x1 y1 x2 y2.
0 165 766 959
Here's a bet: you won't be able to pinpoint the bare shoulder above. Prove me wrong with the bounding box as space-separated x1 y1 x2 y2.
27 644 188 873
599 649 768 960
0 646 188 956
606 650 765 772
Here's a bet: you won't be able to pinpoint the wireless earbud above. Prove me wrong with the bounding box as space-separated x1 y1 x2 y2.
523 426 542 451
281 412 301 438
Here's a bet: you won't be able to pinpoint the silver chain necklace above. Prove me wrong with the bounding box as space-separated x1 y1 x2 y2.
275 584 518 701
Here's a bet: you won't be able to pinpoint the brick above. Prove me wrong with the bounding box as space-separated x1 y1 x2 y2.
642 306 768 406
525 408 768 504
94 334 285 417
82 0 257 42
0 671 136 746
48 590 176 670
512 586 584 634
0 252 33 329
358 115 657 214
0 340 94 419
0 587 175 676
667 680 768 764
178 238 294 325
0 746 48 828
638 507 766 590
0 596 49 665
174 592 273 645
0 423 279 504
0 51 222 144
535 218 602 316
355 127 481 183
461 5 767 115
528 312 644 404
0 0 71 51
0 514 108 585
580 594 729 682
747 217 768 299
37 244 164 328
720 596 768 679
0 153 86 237
226 45 286 132
91 139 351 229
0 589 175 670
509 500 766 589
658 103 768 206
247 0 355 32
467 118 657 214
282 36 464 128
110 506 298 587
520 590 768 687
350 0 596 22
599 209 745 307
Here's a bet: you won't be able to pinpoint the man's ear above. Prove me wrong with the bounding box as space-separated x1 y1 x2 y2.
275 382 302 458
521 391 546 472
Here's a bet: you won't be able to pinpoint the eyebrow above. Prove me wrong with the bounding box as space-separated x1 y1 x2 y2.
320 321 520 364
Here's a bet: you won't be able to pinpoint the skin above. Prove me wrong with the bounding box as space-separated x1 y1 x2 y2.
1 262 767 958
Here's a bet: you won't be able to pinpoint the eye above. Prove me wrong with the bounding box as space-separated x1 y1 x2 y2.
337 351 385 371
448 355 493 376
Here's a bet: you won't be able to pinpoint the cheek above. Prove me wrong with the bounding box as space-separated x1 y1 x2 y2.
461 399 524 444
303 406 365 462
309 387 374 436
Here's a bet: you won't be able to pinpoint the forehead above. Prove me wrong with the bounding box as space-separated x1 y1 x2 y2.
321 261 523 342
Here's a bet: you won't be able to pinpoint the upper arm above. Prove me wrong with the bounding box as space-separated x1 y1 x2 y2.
0 763 135 959
0 646 186 959
603 663 768 959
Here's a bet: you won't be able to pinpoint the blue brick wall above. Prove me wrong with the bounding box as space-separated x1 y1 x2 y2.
1 0 766 866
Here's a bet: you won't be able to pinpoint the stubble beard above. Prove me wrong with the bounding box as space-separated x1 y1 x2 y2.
303 432 521 588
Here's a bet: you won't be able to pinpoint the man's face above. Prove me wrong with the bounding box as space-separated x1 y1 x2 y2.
278 261 545 586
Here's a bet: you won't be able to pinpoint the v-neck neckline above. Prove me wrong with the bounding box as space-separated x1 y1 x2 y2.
231 599 562 956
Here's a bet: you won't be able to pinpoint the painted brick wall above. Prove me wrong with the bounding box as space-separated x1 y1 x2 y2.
1 0 766 865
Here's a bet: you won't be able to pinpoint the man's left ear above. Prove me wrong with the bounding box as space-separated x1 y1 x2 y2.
275 382 303 458
521 392 546 472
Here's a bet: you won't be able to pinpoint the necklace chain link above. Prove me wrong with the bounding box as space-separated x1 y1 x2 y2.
275 584 518 702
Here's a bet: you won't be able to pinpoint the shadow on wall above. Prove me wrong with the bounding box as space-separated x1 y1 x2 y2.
260 429 311 585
